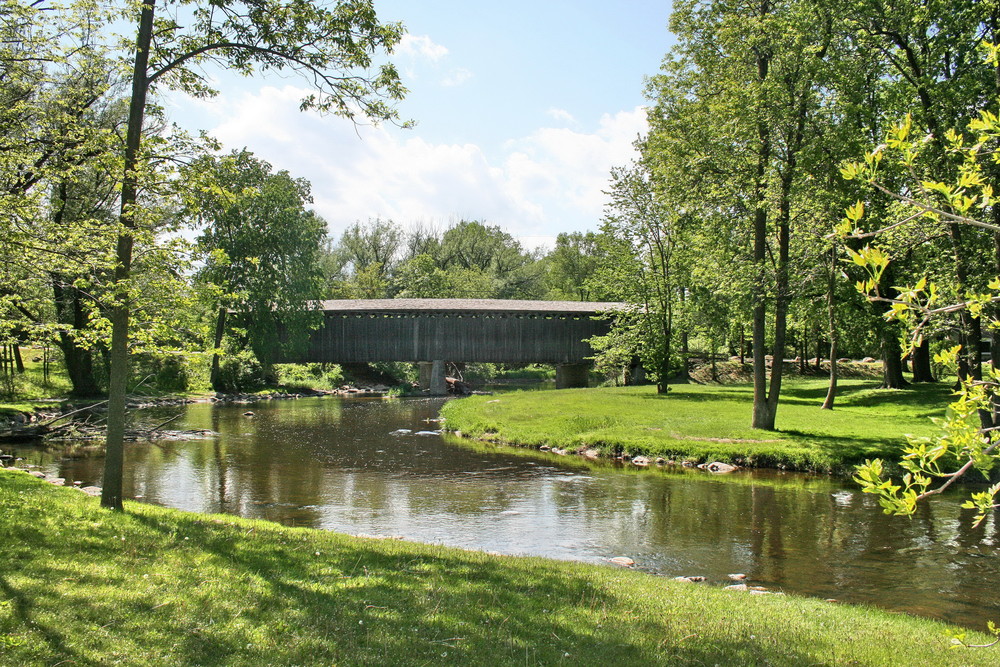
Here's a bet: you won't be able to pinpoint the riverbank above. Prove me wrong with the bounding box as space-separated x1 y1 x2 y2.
0 468 993 665
440 379 953 473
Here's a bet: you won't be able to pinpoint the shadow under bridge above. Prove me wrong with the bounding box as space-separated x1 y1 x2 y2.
275 298 626 392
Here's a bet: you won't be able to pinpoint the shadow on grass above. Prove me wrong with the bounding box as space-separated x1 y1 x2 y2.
0 574 83 664
126 509 658 665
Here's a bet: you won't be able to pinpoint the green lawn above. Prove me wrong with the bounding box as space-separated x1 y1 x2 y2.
0 469 994 666
441 379 955 472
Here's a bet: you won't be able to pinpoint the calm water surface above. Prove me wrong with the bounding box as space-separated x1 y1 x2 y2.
9 396 1000 629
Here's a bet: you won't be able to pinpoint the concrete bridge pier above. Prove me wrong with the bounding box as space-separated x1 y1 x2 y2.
419 360 448 395
555 363 590 389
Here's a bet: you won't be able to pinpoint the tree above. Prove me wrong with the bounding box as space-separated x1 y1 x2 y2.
838 0 1000 385
544 232 600 301
437 220 542 298
0 0 120 379
591 162 685 392
100 0 408 510
336 218 404 284
186 149 326 388
844 103 1000 649
644 0 845 427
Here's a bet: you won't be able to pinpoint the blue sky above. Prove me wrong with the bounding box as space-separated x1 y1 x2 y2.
164 1 675 249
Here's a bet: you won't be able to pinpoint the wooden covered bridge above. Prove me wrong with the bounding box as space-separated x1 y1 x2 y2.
276 298 626 392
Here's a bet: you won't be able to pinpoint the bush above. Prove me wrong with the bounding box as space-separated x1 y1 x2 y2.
130 352 206 394
274 363 344 390
216 350 266 393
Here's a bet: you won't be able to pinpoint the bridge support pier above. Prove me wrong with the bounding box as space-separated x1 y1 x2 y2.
555 363 590 389
420 360 448 396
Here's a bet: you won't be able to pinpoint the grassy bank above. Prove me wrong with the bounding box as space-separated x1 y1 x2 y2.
440 379 954 473
0 470 994 666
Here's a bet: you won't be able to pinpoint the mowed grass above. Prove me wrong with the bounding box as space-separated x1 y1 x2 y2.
441 379 955 472
0 470 994 666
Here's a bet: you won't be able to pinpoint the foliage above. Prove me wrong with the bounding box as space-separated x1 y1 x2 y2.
274 363 344 391
840 78 1000 646
591 162 685 392
324 218 548 299
186 148 327 381
543 232 601 301
214 348 266 393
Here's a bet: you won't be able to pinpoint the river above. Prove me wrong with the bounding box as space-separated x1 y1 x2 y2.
6 395 1000 629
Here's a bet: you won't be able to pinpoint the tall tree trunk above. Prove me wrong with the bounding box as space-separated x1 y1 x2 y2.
12 344 23 373
750 52 773 430
910 338 935 383
881 324 909 389
822 245 838 410
102 0 155 511
209 306 227 391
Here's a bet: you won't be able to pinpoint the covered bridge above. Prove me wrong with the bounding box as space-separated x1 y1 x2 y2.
276 298 627 391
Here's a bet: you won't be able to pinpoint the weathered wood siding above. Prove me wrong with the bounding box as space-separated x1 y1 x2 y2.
277 310 612 364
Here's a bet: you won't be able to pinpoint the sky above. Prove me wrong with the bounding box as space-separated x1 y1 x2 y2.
163 1 676 250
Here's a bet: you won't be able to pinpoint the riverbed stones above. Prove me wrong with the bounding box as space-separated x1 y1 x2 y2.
673 576 706 583
631 456 650 466
728 573 747 581
699 461 738 474
609 556 635 567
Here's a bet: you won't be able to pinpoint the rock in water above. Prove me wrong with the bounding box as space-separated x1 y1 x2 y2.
609 556 635 567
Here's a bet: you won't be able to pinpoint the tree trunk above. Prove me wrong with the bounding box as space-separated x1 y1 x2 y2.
12 344 24 373
101 0 155 511
750 50 773 430
58 332 101 396
798 325 806 375
910 338 936 383
53 278 102 396
948 222 982 382
822 245 838 410
209 306 227 391
881 325 909 389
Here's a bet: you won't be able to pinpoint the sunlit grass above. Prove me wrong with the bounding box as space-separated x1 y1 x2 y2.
441 380 955 472
0 469 993 666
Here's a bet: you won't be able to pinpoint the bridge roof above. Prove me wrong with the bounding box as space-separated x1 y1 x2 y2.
317 298 629 315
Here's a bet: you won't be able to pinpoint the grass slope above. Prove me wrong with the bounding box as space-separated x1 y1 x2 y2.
0 470 993 666
441 380 954 472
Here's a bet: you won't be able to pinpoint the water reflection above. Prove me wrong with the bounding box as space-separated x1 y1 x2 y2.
6 395 1000 629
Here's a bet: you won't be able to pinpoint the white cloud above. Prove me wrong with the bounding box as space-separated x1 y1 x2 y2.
440 67 473 87
397 34 449 62
175 85 647 246
546 108 576 124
